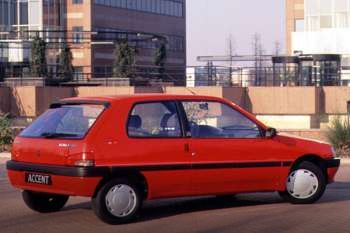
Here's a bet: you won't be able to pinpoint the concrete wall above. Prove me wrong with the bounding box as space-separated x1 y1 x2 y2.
280 129 328 142
165 87 246 107
75 86 134 97
246 87 317 115
10 87 37 117
257 115 311 129
36 87 75 116
323 87 350 114
0 86 350 135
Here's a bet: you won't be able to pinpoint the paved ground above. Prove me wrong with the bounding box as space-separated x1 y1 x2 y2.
1 159 350 233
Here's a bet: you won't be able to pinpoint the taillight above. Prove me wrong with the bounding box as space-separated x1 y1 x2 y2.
66 152 95 167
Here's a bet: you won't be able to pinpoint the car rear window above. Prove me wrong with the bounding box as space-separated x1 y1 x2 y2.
20 104 105 139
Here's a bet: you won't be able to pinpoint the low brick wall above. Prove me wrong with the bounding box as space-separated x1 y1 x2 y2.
0 86 350 133
279 129 328 142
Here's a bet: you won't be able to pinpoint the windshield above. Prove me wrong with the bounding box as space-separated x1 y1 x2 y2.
20 104 105 139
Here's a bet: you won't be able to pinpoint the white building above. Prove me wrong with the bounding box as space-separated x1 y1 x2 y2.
292 0 350 82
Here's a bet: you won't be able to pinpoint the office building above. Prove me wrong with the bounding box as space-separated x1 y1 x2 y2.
286 0 350 84
0 0 186 84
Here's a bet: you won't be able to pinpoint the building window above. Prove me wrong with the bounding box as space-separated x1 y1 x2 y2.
73 0 83 4
72 26 84 43
94 0 184 17
307 16 320 31
320 15 332 28
335 12 348 28
94 27 184 52
294 19 304 32
19 1 28 25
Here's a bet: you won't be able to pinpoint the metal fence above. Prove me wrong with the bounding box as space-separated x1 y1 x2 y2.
0 63 348 87
0 62 187 86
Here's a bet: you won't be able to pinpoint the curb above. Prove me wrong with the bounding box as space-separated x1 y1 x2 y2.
341 158 350 165
0 153 10 159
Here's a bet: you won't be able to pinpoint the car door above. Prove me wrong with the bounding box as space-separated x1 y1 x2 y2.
103 100 193 199
180 100 286 196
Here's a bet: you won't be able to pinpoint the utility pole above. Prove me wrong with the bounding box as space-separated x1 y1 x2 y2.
274 40 281 56
252 33 264 86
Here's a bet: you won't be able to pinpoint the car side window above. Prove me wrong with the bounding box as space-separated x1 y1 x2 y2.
127 101 182 138
182 101 261 138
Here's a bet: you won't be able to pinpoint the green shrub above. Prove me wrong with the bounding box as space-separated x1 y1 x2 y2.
0 114 13 148
327 116 350 157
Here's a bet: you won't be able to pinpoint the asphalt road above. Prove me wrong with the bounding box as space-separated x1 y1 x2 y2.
1 158 350 233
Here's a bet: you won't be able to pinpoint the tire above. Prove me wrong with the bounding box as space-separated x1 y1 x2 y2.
279 161 326 204
22 190 69 213
92 178 143 224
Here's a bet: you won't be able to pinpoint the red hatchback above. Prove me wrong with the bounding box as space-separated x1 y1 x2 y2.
7 95 340 224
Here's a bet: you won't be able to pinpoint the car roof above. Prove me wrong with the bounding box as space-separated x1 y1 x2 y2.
62 94 229 104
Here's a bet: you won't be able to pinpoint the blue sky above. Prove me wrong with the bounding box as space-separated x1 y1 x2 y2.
186 0 286 65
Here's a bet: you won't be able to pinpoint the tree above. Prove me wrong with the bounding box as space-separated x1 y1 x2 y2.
0 114 13 149
153 42 167 81
30 35 47 77
57 43 74 81
113 40 136 79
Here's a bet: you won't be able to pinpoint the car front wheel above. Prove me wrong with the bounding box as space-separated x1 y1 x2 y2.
92 178 142 224
279 161 326 204
22 190 69 213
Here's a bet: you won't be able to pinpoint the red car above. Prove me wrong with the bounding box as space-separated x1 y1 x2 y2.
7 95 340 224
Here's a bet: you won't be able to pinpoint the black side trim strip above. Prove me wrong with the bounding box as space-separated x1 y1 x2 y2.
6 160 109 177
325 158 341 168
7 160 293 177
282 161 293 167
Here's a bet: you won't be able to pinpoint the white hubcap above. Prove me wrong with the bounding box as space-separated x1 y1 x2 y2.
287 169 319 199
105 184 137 217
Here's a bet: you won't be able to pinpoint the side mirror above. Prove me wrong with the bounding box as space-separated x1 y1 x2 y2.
265 128 277 138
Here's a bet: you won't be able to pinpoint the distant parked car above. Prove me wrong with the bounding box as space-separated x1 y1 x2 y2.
7 95 340 224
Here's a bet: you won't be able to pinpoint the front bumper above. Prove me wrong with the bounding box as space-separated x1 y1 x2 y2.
6 160 104 197
325 158 341 168
325 158 341 184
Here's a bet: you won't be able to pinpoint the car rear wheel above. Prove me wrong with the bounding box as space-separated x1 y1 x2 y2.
22 190 69 213
92 178 142 224
279 161 326 204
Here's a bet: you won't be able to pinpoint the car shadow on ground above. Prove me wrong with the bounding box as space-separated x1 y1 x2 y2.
138 195 283 222
63 194 284 222
62 182 350 223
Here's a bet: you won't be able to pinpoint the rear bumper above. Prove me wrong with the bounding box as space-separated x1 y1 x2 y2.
325 158 341 184
6 160 103 197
